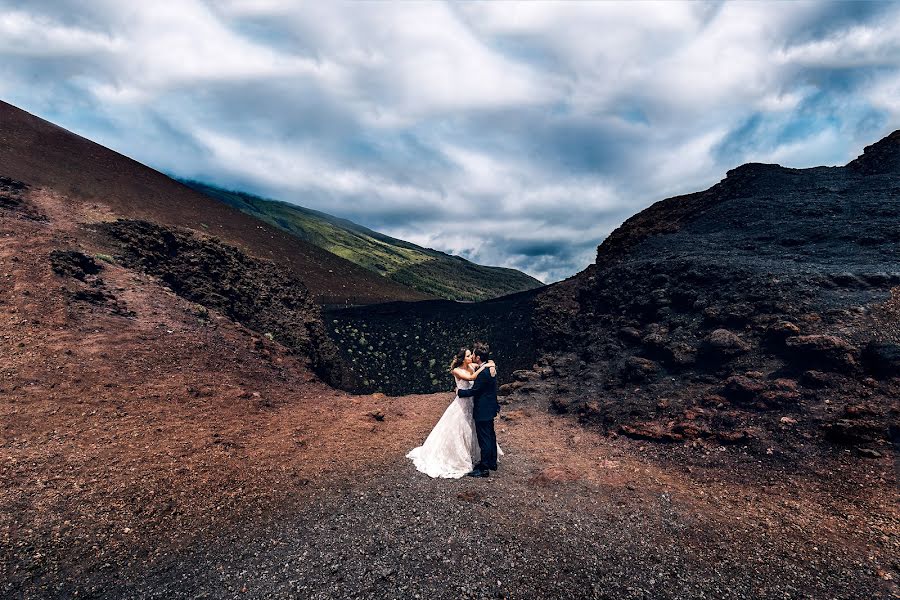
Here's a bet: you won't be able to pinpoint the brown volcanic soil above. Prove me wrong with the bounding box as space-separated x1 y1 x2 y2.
2 183 898 598
0 100 431 306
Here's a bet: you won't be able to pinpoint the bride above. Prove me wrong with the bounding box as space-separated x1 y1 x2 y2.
406 348 503 478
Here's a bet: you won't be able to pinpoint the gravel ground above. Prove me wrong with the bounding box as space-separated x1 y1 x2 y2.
47 400 897 600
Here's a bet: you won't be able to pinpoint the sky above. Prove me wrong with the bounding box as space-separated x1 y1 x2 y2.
2 1 900 283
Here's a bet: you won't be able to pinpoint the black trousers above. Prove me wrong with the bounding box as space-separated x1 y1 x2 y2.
474 418 498 470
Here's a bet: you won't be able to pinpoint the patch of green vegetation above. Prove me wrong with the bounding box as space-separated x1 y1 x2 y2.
182 180 544 302
94 253 115 264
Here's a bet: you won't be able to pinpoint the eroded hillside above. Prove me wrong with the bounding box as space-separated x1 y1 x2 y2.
520 133 900 462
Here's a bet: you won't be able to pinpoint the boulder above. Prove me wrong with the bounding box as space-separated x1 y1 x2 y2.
623 356 659 382
667 342 697 367
549 397 571 414
759 389 801 407
701 329 751 360
765 320 801 346
822 419 886 445
640 332 669 355
498 382 522 396
512 369 539 382
799 370 832 389
858 448 883 459
784 335 858 372
617 326 642 344
862 341 900 378
721 375 766 403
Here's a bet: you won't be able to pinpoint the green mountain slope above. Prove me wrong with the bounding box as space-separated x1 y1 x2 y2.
182 181 544 302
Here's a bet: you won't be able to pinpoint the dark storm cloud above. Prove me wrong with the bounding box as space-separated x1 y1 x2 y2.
2 1 900 283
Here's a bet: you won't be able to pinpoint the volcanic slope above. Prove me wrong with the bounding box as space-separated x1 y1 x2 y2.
0 100 431 306
525 130 900 461
182 181 544 302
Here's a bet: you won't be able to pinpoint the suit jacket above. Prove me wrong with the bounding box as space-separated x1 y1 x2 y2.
457 367 500 422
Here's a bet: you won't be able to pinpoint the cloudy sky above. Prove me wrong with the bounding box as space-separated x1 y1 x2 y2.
2 1 900 282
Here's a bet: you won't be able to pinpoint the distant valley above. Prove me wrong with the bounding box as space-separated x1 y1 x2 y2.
181 181 543 302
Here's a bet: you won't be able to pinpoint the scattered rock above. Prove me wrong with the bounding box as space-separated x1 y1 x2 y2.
617 326 642 343
857 448 882 459
822 419 885 445
50 250 102 281
498 382 522 396
619 423 683 442
717 430 754 444
623 356 659 382
784 335 858 372
862 341 900 378
667 342 697 367
721 376 766 403
98 219 349 388
701 329 751 360
800 370 832 389
512 370 538 382
765 321 801 345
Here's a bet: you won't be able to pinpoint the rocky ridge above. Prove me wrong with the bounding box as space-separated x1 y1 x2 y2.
522 131 900 460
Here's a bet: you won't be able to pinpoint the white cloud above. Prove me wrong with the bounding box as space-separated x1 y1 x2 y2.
2 0 900 282
0 10 121 56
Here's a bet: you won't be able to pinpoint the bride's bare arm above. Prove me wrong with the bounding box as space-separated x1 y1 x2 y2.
451 367 479 382
452 362 495 383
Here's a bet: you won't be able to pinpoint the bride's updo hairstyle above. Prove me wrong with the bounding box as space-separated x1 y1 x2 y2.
448 347 469 371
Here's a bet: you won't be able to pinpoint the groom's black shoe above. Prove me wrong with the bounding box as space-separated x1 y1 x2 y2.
466 468 489 478
487 465 498 471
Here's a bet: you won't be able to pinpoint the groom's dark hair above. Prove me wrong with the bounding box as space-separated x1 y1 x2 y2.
472 341 491 362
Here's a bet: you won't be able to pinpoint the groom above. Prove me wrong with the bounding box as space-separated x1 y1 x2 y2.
457 341 500 478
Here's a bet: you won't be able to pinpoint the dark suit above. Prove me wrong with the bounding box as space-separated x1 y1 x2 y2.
457 367 500 470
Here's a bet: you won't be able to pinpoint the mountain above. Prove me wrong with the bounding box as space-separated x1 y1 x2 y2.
520 132 900 458
0 100 431 306
180 181 543 302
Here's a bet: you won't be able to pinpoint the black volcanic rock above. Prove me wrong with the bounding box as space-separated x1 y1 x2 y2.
50 250 102 281
97 219 352 388
701 329 750 361
527 130 900 457
784 334 859 373
862 341 900 378
846 130 900 175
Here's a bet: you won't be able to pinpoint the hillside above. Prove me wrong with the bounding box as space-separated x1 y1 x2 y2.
519 132 900 463
181 181 544 302
0 101 431 306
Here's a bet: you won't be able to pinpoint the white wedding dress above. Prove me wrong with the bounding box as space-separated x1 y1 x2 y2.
406 374 503 478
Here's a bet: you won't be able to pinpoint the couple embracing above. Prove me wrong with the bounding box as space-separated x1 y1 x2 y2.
406 341 503 478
